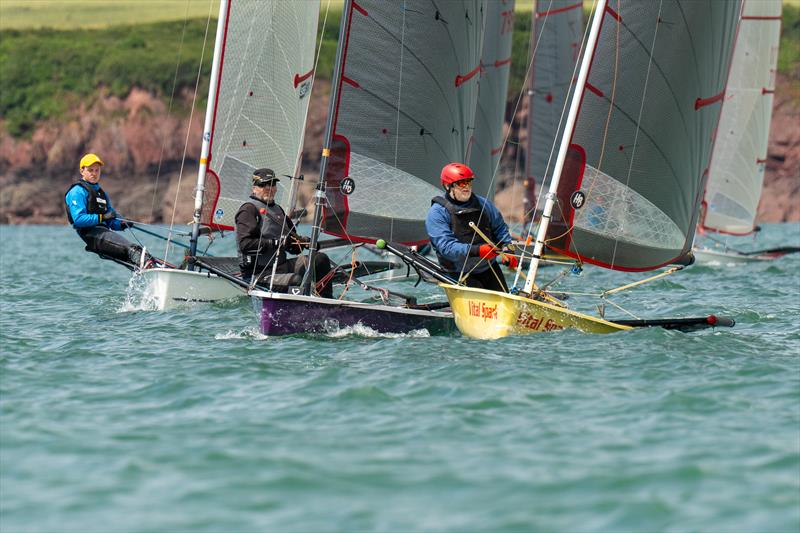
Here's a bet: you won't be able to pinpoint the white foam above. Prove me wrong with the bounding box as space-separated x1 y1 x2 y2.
325 323 431 338
118 271 160 312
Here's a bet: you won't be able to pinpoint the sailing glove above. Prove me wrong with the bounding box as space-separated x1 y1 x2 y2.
501 253 519 271
101 211 116 223
476 244 498 260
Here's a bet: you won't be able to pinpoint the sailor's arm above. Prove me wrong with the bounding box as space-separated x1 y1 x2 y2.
234 204 262 253
65 186 101 228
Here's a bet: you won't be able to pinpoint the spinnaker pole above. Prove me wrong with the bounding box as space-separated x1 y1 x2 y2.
188 0 229 270
300 0 353 295
523 0 607 293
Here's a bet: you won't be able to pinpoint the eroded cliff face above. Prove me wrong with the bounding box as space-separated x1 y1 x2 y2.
1 78 798 226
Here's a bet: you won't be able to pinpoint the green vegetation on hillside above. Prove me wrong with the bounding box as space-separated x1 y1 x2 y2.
0 0 223 31
2 5 798 138
0 20 215 136
780 4 800 76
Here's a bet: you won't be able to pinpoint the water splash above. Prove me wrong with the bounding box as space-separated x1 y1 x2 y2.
119 270 159 312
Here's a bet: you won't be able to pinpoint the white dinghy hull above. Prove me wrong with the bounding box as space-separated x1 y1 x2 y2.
138 267 244 310
692 247 773 265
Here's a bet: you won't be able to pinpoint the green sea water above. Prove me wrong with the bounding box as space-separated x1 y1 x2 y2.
1 224 799 532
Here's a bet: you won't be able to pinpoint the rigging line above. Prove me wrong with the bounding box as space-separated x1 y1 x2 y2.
514 0 596 287
609 0 664 269
601 298 640 320
246 1 320 293
484 0 546 191
602 265 681 297
392 1 408 169
165 0 215 261
529 0 591 225
149 0 192 222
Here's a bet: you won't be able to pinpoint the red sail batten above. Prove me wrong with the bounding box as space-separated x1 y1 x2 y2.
694 91 725 110
455 64 482 87
604 4 622 22
293 69 313 88
342 76 360 88
536 2 582 18
585 82 604 98
351 1 368 17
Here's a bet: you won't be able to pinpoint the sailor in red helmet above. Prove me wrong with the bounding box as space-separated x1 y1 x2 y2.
425 162 517 292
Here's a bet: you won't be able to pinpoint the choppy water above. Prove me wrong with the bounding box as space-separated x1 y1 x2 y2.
1 224 799 532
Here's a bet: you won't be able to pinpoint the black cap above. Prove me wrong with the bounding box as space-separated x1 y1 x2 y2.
252 168 278 185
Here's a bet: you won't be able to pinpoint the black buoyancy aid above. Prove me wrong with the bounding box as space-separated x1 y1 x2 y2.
65 180 109 226
431 194 495 274
238 197 293 271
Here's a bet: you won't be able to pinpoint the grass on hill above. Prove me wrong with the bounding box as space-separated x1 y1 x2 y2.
1 3 799 138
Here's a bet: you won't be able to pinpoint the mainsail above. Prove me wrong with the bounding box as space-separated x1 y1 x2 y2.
468 0 515 198
200 1 320 230
524 0 583 219
542 0 741 271
700 0 781 236
321 0 487 245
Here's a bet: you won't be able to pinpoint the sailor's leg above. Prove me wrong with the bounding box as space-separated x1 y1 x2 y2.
464 262 508 293
292 254 333 297
80 227 142 264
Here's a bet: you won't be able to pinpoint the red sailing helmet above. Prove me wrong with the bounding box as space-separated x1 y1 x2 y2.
440 163 475 187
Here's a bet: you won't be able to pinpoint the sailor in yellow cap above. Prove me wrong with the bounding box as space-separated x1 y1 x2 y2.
65 153 152 268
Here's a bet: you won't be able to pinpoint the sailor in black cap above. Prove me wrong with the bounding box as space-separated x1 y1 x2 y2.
235 168 332 296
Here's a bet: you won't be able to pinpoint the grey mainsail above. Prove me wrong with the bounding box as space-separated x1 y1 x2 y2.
468 0 515 198
524 0 583 220
321 0 487 245
200 1 320 230
544 0 742 271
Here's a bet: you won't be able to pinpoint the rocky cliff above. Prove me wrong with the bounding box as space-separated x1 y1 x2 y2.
1 77 798 226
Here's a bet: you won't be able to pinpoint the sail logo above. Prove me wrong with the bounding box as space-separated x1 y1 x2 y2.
214 208 224 221
468 300 498 321
516 311 563 332
570 190 586 209
298 80 311 99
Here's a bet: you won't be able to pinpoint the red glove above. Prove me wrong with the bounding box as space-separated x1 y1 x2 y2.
478 244 498 260
502 253 519 270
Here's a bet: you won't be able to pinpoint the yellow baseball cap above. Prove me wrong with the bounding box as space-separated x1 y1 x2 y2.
79 153 104 169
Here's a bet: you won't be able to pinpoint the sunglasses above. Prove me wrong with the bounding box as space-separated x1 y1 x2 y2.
452 179 474 189
254 180 277 187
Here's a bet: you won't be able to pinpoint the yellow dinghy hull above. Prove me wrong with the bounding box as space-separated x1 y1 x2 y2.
440 284 631 340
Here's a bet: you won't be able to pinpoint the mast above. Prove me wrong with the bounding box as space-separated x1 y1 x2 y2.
523 0 607 293
523 4 538 223
300 0 353 295
188 0 229 270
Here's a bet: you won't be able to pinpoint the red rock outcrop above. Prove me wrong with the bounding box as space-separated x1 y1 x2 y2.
1 78 797 226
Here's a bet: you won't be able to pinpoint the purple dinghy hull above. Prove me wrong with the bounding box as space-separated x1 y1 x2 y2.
250 290 456 336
